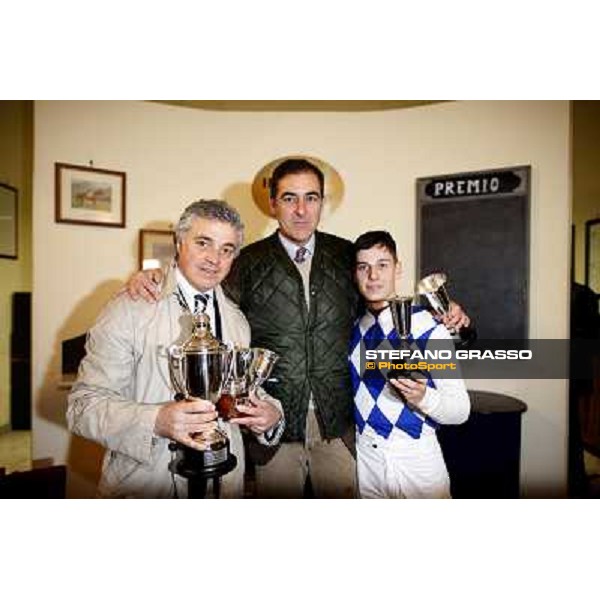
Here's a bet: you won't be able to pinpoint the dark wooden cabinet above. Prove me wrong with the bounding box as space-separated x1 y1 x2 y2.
438 391 527 498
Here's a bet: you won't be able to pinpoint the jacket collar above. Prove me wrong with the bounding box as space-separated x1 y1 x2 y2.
161 262 229 317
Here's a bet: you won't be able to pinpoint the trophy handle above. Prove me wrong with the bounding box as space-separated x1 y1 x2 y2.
224 346 253 387
167 345 187 398
222 343 234 387
222 343 240 388
240 348 253 386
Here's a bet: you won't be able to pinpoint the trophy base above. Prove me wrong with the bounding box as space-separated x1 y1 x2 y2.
178 433 233 471
385 364 428 405
386 370 422 381
169 443 238 499
175 450 238 481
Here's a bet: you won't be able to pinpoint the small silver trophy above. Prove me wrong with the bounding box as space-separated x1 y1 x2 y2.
167 312 236 478
386 295 423 386
416 272 476 347
416 273 452 320
388 295 414 340
217 347 279 421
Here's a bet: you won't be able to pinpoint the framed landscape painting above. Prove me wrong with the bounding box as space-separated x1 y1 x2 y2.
139 229 175 270
0 182 18 259
55 162 126 228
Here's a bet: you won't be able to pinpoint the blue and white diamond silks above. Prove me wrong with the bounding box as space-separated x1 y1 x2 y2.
349 305 441 440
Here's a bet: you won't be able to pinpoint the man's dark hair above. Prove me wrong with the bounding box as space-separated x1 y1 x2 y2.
353 230 398 262
269 158 325 199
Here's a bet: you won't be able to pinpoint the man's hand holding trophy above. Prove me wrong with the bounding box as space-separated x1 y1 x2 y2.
216 347 279 423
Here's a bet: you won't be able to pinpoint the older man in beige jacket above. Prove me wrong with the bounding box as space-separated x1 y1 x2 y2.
67 200 284 498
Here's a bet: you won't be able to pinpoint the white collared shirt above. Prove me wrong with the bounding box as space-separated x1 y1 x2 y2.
277 231 316 263
174 267 217 330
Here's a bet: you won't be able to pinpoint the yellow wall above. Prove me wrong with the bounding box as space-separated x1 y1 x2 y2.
0 101 33 429
32 100 571 497
572 100 600 284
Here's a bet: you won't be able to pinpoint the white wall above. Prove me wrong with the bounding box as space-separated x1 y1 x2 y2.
33 100 571 497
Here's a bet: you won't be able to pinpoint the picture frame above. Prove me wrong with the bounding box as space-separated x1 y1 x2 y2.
55 162 126 228
138 228 176 271
0 182 18 259
585 218 600 294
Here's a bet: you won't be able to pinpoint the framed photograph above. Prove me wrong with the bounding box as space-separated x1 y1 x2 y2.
55 162 126 227
0 183 18 259
139 229 176 270
585 218 600 294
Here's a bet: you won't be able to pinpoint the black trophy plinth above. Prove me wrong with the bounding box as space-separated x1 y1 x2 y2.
385 338 427 384
169 442 237 499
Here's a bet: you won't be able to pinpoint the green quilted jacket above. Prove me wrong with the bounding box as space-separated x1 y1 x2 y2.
224 231 359 442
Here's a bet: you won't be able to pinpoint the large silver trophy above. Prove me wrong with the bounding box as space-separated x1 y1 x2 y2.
217 347 279 421
167 312 237 490
416 272 476 347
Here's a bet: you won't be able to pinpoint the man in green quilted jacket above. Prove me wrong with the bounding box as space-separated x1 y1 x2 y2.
224 158 360 497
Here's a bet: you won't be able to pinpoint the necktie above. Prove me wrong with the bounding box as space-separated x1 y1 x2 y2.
294 246 309 263
193 293 209 314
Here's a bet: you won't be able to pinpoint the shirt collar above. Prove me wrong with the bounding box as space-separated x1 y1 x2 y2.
174 267 214 311
367 305 388 320
277 231 316 262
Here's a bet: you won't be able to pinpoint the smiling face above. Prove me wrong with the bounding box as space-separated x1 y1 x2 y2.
269 171 324 245
176 216 240 292
355 244 401 310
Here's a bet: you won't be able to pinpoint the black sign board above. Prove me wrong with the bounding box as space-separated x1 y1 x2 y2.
417 166 530 340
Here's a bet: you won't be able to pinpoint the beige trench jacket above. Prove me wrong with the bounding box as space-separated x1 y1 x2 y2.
67 269 282 498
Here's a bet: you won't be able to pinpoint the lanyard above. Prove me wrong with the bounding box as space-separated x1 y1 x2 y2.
173 285 222 340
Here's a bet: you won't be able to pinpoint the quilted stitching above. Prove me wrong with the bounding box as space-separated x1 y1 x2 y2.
228 232 359 441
